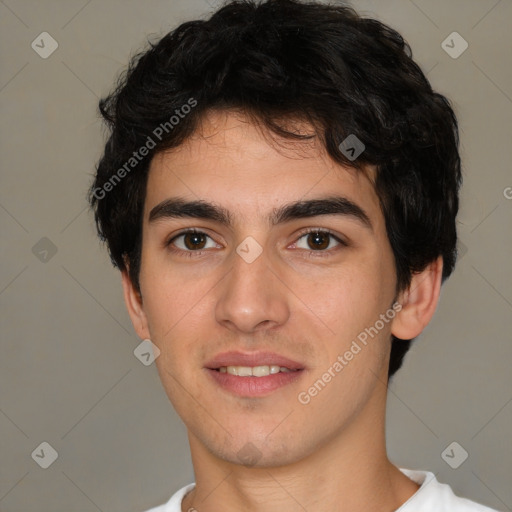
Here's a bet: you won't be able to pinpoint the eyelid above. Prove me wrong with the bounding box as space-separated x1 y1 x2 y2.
291 227 348 251
165 228 218 248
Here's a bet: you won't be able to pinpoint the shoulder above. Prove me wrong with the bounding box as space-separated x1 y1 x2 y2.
141 483 196 512
398 468 501 512
141 473 501 512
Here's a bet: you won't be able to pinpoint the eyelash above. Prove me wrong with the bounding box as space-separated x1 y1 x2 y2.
165 228 347 259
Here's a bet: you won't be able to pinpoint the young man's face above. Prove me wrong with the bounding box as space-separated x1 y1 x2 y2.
125 110 401 468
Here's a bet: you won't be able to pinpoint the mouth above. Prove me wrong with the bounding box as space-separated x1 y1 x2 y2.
215 365 300 376
204 351 305 397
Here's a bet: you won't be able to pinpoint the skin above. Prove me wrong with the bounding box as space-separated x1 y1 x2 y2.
122 110 443 512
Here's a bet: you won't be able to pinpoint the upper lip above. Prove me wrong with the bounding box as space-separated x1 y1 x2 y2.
205 351 305 370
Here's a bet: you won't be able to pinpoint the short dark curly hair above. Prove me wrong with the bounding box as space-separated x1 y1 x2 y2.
89 0 462 380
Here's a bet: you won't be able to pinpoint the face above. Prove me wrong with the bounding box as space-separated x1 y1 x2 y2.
126 110 400 468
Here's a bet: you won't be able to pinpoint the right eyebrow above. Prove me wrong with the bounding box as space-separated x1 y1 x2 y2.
149 198 233 225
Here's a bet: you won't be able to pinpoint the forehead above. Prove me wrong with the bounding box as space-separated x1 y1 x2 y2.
145 110 382 227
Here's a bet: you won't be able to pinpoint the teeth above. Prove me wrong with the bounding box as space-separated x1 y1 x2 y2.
218 365 297 377
253 365 270 377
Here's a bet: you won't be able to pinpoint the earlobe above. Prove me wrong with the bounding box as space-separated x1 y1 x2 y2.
391 256 443 340
121 270 150 340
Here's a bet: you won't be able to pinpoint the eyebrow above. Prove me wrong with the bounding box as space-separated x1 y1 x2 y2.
148 195 373 231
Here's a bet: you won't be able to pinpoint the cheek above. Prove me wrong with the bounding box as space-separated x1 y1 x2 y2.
301 260 390 336
143 286 205 345
139 263 213 378
294 254 395 387
139 248 200 334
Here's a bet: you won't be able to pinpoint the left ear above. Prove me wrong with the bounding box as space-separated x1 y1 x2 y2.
391 256 443 340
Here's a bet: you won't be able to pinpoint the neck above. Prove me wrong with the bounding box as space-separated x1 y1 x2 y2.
181 381 419 512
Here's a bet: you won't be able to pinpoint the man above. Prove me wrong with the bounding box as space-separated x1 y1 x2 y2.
89 1 499 510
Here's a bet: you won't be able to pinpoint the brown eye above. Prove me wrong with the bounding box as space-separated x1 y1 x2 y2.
295 230 344 252
169 230 217 252
306 231 330 250
182 232 207 250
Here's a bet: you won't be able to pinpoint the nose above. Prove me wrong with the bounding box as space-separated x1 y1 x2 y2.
215 244 290 334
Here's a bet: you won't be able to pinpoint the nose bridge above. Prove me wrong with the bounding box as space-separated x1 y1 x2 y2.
215 238 289 333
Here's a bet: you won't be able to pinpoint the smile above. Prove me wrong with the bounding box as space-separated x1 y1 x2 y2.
217 365 299 376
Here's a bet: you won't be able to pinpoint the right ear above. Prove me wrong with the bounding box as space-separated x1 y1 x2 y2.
121 270 150 340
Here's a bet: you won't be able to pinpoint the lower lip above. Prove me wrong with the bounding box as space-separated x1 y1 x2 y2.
205 368 304 397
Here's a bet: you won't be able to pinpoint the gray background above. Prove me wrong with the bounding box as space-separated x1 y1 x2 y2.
0 0 511 511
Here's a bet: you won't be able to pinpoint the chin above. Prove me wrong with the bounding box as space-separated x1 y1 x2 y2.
218 442 305 469
205 426 311 468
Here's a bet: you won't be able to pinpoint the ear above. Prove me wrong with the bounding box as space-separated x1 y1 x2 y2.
391 256 443 340
121 270 150 340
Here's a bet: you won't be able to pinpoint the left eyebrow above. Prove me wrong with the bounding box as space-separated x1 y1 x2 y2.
148 195 372 231
271 196 372 231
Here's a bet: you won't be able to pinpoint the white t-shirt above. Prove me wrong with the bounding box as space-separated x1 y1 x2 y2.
143 467 500 512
